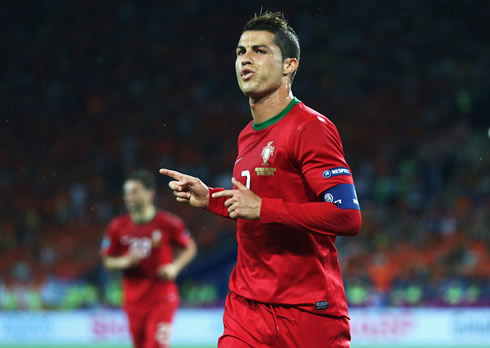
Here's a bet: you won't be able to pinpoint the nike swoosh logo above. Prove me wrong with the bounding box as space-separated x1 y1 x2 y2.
234 157 243 165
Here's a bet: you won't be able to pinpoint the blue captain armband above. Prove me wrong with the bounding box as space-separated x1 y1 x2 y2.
321 184 360 210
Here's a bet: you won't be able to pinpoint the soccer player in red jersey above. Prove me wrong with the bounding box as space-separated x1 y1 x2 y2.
160 11 361 348
101 169 197 348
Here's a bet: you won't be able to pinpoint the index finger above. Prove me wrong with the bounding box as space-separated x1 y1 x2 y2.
159 168 184 181
212 189 237 198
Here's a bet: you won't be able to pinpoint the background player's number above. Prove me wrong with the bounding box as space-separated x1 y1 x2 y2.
129 237 152 258
155 322 171 346
241 170 250 189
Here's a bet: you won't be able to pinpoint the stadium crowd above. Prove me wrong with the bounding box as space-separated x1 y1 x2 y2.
1 0 489 309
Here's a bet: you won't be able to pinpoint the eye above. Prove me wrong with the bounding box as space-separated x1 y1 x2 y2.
257 49 266 54
237 49 245 56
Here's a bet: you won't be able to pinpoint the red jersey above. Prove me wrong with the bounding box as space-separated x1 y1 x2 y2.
207 98 361 318
101 210 191 312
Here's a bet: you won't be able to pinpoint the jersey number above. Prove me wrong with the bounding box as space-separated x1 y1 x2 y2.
128 238 152 258
241 170 251 189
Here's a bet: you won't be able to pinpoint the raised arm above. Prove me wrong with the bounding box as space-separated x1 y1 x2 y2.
260 196 361 236
211 177 361 236
159 168 231 217
159 168 210 208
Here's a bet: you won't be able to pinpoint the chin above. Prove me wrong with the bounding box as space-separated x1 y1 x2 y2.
126 204 137 213
241 86 262 98
244 91 269 101
240 81 256 94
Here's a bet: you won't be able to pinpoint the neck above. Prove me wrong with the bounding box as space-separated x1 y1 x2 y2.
249 84 293 124
131 205 156 223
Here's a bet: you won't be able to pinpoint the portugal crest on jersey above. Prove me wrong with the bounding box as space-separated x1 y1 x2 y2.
261 141 275 166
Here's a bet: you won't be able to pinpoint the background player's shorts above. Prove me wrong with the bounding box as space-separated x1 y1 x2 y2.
218 292 351 348
126 297 179 348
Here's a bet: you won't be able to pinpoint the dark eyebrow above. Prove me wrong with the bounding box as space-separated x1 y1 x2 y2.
236 44 270 50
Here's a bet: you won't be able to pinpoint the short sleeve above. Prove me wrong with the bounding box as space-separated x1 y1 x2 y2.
169 215 191 248
295 117 354 197
101 219 121 256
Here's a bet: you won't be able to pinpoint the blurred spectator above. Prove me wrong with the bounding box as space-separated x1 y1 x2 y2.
1 0 489 309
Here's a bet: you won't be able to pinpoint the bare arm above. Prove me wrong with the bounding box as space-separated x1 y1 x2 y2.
158 239 197 281
102 252 142 270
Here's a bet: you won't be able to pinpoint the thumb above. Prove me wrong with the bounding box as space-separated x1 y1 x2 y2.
232 177 247 190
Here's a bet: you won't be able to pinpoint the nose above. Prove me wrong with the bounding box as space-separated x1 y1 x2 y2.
240 51 253 66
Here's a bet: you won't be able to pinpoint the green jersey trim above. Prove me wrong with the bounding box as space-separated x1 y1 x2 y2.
252 97 300 131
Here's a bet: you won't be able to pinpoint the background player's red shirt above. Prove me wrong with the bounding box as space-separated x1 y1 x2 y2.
208 98 361 318
101 210 191 313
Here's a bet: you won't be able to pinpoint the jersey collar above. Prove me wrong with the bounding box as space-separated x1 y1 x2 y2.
252 97 300 131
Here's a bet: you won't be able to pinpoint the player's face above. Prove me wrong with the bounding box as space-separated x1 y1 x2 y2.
235 30 285 99
123 180 153 213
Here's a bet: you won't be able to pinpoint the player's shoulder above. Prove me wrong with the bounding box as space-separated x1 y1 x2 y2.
111 214 131 225
155 209 185 227
108 213 131 231
238 120 254 137
291 101 337 131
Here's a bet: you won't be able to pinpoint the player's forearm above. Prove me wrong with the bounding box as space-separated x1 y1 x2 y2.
205 187 232 218
103 256 132 270
173 239 197 273
260 198 361 236
157 240 197 280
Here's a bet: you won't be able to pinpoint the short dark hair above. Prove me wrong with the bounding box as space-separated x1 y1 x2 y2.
126 169 156 190
243 11 300 81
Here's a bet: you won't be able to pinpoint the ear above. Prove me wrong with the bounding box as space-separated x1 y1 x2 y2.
283 57 299 78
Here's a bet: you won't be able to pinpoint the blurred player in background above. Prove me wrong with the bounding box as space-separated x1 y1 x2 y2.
101 169 197 348
160 11 360 348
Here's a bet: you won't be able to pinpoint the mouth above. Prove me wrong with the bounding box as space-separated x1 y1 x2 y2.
241 68 255 81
